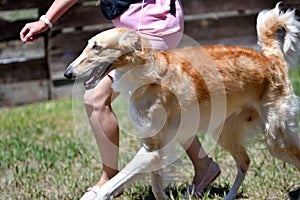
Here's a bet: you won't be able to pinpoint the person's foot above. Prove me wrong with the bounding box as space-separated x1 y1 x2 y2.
80 168 119 200
80 178 124 200
80 174 112 200
80 185 100 200
185 159 221 197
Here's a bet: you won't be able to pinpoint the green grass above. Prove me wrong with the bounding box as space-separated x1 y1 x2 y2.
1 68 300 199
0 9 38 22
289 66 300 96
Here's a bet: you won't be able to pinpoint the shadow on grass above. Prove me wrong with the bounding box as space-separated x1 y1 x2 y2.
126 183 247 199
288 188 300 200
206 184 247 199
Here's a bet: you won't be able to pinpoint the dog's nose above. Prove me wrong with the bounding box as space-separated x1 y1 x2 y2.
64 70 73 79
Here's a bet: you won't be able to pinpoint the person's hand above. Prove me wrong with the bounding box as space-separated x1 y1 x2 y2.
20 20 49 43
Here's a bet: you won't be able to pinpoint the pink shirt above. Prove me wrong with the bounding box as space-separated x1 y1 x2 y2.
112 0 184 50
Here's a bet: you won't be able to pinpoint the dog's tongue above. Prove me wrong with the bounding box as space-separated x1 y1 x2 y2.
84 66 100 89
83 63 113 90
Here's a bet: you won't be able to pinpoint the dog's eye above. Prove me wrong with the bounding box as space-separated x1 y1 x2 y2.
92 42 102 50
92 44 97 49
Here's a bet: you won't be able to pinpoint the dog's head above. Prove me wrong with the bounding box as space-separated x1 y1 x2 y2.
64 28 146 89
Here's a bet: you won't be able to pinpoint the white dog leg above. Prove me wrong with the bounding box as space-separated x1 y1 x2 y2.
95 146 163 200
224 168 246 200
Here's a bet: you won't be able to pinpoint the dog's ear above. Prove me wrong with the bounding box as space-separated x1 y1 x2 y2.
119 30 141 52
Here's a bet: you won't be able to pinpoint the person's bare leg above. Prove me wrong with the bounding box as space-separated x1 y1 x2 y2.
84 75 119 188
184 136 220 195
184 136 210 184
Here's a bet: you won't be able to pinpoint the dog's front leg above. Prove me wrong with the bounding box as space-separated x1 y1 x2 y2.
151 169 168 200
95 146 163 200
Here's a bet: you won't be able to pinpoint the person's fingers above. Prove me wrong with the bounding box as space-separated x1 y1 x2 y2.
24 31 34 43
20 26 30 43
27 35 39 42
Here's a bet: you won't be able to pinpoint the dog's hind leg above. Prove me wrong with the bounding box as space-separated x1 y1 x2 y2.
265 130 300 170
264 119 300 170
95 146 164 200
263 95 300 171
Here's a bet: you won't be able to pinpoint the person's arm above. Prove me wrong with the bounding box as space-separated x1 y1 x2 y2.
44 0 78 24
20 0 78 43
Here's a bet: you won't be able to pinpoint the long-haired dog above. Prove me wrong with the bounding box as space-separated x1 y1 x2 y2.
64 3 300 200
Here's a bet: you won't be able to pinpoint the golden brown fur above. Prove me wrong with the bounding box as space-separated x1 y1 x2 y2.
64 3 300 200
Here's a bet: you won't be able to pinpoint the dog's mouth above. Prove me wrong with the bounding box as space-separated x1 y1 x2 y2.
84 63 113 90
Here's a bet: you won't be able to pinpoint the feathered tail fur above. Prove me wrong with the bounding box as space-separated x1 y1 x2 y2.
256 2 300 67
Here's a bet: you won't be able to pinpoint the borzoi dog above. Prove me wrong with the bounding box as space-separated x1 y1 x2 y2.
64 4 300 200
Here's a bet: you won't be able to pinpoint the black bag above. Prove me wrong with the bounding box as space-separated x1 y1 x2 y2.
101 0 137 20
101 0 176 20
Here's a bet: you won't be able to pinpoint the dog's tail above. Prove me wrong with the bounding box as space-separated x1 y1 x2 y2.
256 3 300 67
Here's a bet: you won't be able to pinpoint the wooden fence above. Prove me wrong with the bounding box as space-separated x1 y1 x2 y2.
0 0 299 106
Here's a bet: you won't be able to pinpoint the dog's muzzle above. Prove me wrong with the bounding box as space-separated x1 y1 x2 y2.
63 62 113 90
